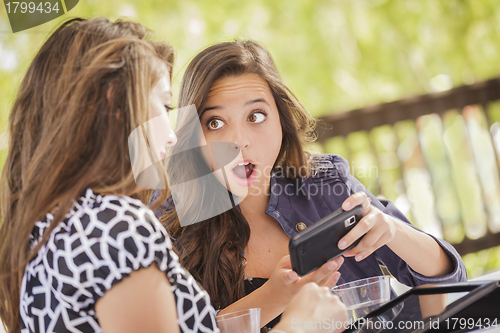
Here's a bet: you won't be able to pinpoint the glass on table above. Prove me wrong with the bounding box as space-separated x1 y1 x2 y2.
216 308 260 333
332 276 391 321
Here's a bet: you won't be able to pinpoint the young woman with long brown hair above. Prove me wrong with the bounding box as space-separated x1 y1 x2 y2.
152 40 467 331
0 18 347 333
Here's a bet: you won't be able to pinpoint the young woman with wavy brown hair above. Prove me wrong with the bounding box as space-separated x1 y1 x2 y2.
0 17 347 333
0 16 183 333
152 40 467 331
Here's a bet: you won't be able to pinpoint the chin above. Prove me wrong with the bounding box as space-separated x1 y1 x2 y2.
211 168 249 199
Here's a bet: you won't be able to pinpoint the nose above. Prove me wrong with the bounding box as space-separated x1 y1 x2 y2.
165 128 177 147
230 125 250 150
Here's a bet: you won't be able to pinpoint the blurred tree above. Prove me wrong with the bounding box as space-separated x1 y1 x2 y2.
2 0 500 126
2 0 500 276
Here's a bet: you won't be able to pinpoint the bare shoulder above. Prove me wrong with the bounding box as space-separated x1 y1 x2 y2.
96 264 180 333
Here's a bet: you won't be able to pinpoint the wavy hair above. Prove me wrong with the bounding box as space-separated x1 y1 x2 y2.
0 17 173 332
155 40 316 309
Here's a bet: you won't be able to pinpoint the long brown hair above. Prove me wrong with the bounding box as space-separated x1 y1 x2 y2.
155 40 316 309
0 17 173 332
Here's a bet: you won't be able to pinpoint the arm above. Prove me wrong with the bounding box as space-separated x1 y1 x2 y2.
339 192 453 277
325 154 466 284
218 255 344 328
96 265 180 333
385 215 453 277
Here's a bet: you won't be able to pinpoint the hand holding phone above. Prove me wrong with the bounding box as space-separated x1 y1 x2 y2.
289 205 364 276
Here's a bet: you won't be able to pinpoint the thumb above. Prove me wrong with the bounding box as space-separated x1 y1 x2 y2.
283 269 299 283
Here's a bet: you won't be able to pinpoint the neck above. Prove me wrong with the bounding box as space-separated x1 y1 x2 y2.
238 191 270 216
238 174 273 216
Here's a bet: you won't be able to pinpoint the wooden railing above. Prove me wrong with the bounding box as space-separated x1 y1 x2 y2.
317 78 500 256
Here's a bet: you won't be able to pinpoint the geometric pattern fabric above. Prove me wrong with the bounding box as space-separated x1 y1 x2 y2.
20 189 218 333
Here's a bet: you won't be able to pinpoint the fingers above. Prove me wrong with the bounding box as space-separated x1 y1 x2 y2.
300 256 344 285
321 271 342 289
342 191 372 214
299 283 348 323
338 213 374 251
344 221 386 261
317 256 344 287
283 269 299 283
280 282 347 331
350 231 393 262
341 207 395 261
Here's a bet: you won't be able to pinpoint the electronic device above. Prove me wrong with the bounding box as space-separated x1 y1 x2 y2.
344 280 500 333
289 204 364 276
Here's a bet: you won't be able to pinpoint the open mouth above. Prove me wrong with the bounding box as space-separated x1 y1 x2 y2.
232 161 255 180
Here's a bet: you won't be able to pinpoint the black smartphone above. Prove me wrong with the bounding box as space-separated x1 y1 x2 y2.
289 204 364 276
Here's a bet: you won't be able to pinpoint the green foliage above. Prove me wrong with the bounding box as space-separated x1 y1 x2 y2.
2 0 500 124
2 0 500 275
463 245 500 278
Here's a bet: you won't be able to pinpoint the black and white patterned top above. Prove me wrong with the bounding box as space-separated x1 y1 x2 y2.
20 189 219 333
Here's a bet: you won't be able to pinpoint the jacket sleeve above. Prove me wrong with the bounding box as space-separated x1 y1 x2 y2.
330 154 468 286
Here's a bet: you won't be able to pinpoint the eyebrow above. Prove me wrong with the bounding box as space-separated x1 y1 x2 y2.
201 105 222 117
201 98 269 116
203 105 222 112
245 98 269 106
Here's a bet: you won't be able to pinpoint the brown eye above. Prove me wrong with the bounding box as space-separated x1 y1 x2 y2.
208 119 224 130
249 112 266 123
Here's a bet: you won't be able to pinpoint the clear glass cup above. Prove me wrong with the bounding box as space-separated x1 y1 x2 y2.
216 308 261 333
332 276 391 321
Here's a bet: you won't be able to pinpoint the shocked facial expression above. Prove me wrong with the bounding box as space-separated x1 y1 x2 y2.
200 73 283 198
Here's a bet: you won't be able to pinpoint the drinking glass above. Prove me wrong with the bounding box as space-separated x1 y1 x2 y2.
332 276 391 321
216 308 261 333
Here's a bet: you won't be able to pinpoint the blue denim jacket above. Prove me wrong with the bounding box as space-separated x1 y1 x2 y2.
151 154 467 287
